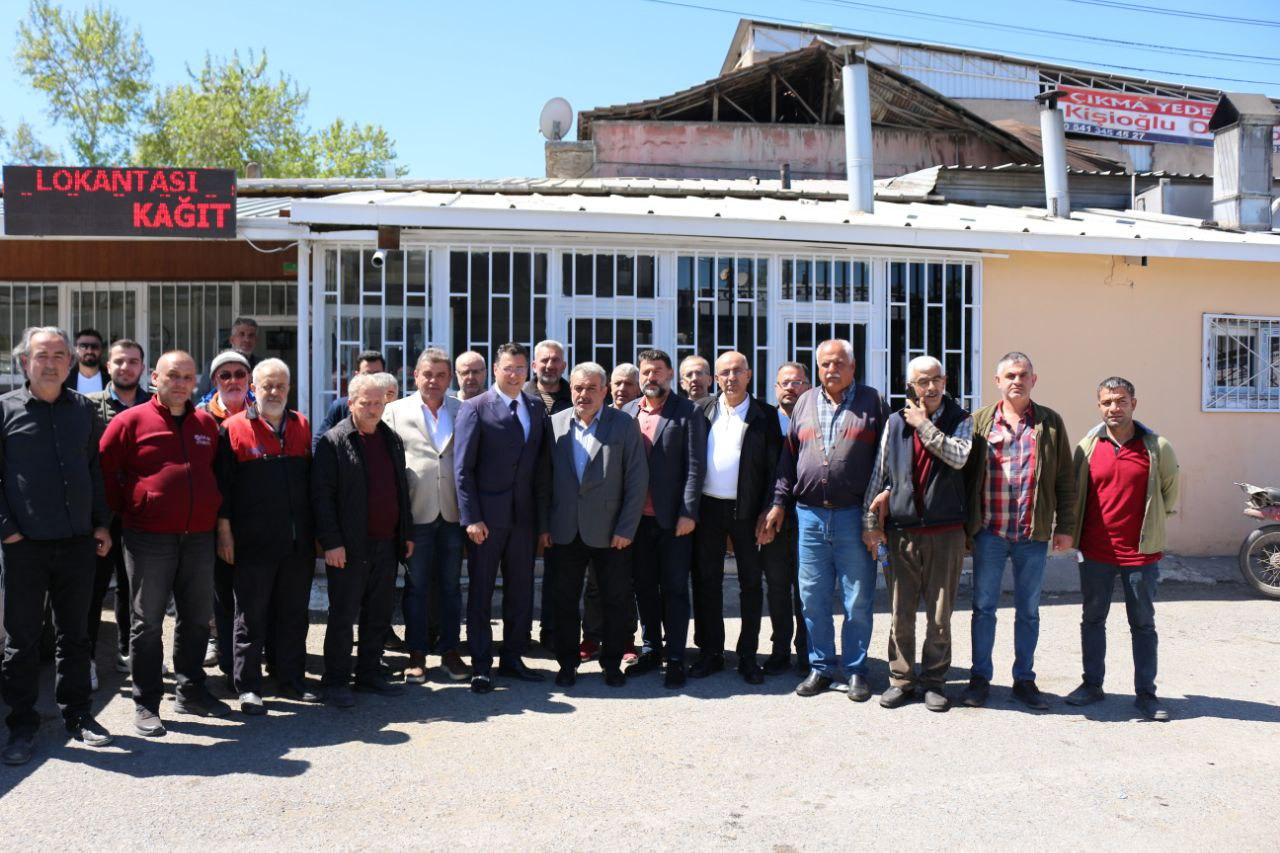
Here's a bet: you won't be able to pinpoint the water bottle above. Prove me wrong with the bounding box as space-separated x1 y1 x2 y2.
877 542 890 574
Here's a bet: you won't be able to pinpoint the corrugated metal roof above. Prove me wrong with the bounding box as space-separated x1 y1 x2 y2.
237 176 861 200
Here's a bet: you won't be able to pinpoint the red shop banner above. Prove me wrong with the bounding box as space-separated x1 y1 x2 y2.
1058 86 1280 151
1 165 237 238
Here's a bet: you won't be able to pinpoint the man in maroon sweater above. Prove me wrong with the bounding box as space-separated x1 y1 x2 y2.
100 350 231 737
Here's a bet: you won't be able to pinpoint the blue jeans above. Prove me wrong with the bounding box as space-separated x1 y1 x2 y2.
1079 558 1159 695
796 505 876 679
404 519 464 655
970 529 1048 682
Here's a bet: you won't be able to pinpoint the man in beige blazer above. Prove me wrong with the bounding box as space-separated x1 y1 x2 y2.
383 347 469 683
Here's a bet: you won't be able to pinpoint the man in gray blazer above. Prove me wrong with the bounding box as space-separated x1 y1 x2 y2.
539 362 647 688
383 347 469 684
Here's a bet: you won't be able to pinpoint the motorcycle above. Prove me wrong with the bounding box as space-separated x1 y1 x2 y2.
1235 482 1280 599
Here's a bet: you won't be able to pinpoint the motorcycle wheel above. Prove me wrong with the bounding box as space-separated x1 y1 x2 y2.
1238 525 1280 600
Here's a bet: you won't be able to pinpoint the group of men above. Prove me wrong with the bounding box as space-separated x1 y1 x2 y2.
0 326 1179 767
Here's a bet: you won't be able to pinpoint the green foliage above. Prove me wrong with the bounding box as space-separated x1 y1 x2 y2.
14 0 152 165
5 120 63 164
308 118 408 178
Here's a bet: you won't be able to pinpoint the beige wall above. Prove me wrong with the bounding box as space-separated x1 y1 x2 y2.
982 251 1280 555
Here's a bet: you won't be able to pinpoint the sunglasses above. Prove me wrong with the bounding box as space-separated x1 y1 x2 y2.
217 369 249 381
76 342 102 350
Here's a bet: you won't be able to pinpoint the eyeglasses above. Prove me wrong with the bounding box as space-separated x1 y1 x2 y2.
76 342 102 350
217 369 249 381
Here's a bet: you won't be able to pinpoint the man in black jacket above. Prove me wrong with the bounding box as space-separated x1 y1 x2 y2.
862 356 973 712
692 351 782 684
312 372 413 708
216 359 320 714
619 349 706 688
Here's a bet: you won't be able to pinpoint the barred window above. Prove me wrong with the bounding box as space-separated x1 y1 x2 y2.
1204 314 1280 411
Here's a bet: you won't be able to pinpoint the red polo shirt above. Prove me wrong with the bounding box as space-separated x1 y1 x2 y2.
1079 431 1159 567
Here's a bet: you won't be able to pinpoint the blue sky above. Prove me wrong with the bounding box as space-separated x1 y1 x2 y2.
2 0 1279 178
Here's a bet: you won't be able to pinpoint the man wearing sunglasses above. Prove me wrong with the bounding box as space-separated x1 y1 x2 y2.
63 328 109 396
198 351 253 685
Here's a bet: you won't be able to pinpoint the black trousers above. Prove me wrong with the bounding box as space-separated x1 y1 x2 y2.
323 539 396 687
537 544 558 638
1 536 95 733
233 553 314 693
466 523 535 676
693 496 765 660
583 551 637 644
760 506 807 659
124 529 214 711
632 515 694 662
88 517 130 658
213 554 235 677
553 536 632 671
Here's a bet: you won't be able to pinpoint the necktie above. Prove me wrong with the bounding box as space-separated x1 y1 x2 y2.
509 399 519 419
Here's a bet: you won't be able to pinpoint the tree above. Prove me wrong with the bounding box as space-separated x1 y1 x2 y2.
3 120 63 164
14 0 152 165
309 118 408 178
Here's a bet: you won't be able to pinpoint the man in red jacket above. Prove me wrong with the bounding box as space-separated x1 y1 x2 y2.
100 350 231 737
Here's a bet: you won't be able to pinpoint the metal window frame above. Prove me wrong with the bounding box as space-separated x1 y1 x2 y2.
1202 312 1280 413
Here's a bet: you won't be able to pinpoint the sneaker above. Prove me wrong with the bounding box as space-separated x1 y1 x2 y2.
621 647 639 665
961 675 989 708
114 653 130 674
277 680 323 703
89 661 99 692
134 707 166 737
203 638 219 668
1065 682 1106 707
578 639 600 662
404 652 427 684
174 690 232 718
1011 679 1050 711
67 715 114 747
239 692 266 716
441 650 471 682
762 653 792 676
1135 692 1170 722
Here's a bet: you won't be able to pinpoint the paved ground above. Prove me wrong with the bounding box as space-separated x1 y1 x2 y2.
1 576 1277 850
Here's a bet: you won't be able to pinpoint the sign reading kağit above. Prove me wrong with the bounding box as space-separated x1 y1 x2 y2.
1058 87 1280 151
1 166 237 237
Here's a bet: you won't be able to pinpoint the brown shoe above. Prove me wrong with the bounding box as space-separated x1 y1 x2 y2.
404 652 427 684
441 650 472 682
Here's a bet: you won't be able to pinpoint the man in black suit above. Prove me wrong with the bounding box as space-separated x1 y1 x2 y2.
691 351 783 684
454 342 550 693
619 349 706 688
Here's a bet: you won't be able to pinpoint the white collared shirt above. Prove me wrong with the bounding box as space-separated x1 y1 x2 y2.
494 386 530 440
421 399 453 449
703 393 750 499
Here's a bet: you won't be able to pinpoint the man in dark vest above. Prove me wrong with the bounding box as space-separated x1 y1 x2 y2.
863 356 973 712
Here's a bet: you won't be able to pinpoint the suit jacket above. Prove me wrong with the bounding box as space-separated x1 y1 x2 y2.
620 392 706 529
543 406 648 549
695 394 783 521
454 387 548 531
383 394 461 525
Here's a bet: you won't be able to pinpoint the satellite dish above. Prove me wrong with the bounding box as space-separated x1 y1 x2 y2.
539 97 574 141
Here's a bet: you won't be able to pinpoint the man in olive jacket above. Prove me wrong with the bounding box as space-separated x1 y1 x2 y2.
960 351 1076 711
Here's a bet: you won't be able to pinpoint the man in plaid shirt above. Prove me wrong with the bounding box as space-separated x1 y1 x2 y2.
961 352 1076 711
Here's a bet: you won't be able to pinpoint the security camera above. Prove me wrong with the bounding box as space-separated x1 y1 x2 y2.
371 249 387 269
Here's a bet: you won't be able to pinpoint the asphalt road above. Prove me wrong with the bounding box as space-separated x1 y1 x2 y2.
1 579 1277 850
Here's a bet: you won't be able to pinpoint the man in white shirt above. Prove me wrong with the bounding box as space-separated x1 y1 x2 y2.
383 348 469 685
64 329 108 395
690 351 783 684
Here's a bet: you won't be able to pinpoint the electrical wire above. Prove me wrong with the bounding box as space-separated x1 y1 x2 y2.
243 236 298 253
797 0 1280 65
638 0 1280 87
1060 0 1280 28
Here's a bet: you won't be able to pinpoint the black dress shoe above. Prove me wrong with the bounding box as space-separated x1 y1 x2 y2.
847 674 871 702
470 675 494 694
795 671 833 697
603 668 626 688
355 677 403 696
879 685 916 708
923 688 950 713
962 675 990 708
174 690 232 718
762 653 791 676
1012 679 1050 711
554 668 576 687
738 661 765 685
1065 682 1106 707
663 661 686 689
2 733 34 765
688 654 725 679
384 630 406 652
625 651 662 676
327 687 355 709
278 680 323 703
497 660 546 682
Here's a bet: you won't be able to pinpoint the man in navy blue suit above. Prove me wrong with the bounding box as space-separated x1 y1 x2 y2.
453 342 550 693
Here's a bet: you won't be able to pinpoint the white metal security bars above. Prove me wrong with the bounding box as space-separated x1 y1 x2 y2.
321 247 430 410
0 284 59 390
1203 314 1280 411
886 260 979 411
561 251 658 376
68 283 138 353
676 253 769 398
449 247 550 373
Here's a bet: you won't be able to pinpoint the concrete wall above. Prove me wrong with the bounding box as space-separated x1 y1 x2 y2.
982 251 1280 555
586 121 1025 180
